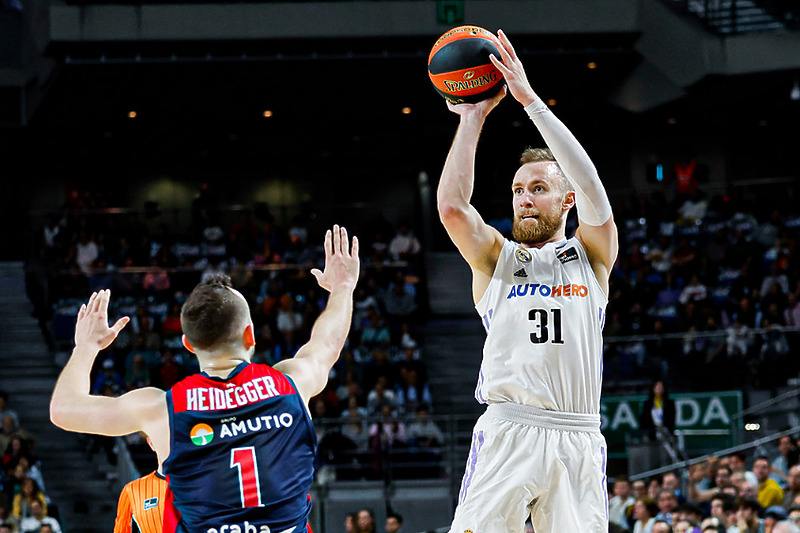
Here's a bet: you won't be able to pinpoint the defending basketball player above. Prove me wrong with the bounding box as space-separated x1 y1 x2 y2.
437 30 618 532
50 225 359 533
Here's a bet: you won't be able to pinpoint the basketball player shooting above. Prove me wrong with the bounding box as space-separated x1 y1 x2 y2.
51 225 359 533
437 30 618 532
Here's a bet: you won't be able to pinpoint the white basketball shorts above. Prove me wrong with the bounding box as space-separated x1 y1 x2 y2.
449 402 608 533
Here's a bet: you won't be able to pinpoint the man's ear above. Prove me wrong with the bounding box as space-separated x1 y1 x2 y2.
563 190 576 211
243 324 256 350
182 335 196 354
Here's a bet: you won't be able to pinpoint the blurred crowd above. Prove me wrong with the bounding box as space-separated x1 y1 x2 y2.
602 182 800 391
26 200 441 482
0 392 63 533
608 437 800 533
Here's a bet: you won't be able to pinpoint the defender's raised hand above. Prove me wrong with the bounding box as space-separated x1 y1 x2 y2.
310 225 360 294
74 289 130 351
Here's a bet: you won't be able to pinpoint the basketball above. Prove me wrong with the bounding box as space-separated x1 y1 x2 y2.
428 25 506 104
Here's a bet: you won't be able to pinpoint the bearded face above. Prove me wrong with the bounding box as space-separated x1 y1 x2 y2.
511 201 565 245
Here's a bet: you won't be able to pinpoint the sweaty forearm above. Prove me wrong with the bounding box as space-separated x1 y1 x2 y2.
525 99 612 226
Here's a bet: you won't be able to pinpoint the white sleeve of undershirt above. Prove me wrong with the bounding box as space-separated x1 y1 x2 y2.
524 99 612 226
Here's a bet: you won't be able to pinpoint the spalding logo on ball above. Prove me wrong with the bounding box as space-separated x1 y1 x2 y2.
428 25 506 104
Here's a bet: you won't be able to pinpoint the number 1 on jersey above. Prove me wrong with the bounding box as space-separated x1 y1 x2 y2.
231 447 263 508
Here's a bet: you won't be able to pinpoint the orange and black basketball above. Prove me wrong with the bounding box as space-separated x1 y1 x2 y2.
428 25 506 105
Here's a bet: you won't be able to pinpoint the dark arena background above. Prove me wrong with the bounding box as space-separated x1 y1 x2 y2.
1 1 800 532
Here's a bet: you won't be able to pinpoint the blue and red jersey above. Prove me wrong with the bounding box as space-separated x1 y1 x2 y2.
163 362 316 533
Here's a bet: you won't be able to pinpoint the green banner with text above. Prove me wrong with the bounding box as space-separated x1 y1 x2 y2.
601 391 743 456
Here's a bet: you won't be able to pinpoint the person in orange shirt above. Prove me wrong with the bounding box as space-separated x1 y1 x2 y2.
114 437 172 533
114 469 170 533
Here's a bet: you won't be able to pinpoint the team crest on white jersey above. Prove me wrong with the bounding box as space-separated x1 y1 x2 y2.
515 248 532 263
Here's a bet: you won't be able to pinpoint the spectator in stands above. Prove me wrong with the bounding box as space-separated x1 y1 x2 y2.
784 293 800 327
152 349 186 390
609 478 636 531
632 496 658 533
709 493 738 532
382 282 418 326
18 500 60 533
633 479 648 501
366 377 398 416
91 359 124 395
755 457 785 508
773 520 800 533
11 478 47 520
729 452 759 486
276 293 304 353
782 465 800 509
397 344 426 378
395 368 431 415
353 284 380 332
384 513 403 533
388 224 421 266
75 231 99 275
142 258 171 294
699 521 725 533
655 489 679 524
651 520 672 533
788 505 800 523
649 478 663 500
0 523 11 533
341 407 369 451
640 380 676 441
0 393 19 432
406 404 444 448
5 455 46 507
160 304 183 338
359 309 391 350
345 513 358 533
691 464 735 502
773 436 798 486
3 435 33 479
735 497 763 533
135 313 161 353
662 472 686 503
356 509 376 533
674 503 703 527
765 507 790 533
679 275 708 305
369 404 407 449
362 349 396 394
0 415 35 459
125 353 151 391
124 334 160 378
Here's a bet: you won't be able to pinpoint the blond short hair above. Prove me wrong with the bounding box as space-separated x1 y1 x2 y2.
519 147 571 193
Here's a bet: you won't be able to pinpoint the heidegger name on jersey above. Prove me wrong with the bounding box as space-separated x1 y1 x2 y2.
174 375 294 413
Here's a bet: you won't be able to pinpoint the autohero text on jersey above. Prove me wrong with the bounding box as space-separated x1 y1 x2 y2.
506 283 588 299
185 377 281 411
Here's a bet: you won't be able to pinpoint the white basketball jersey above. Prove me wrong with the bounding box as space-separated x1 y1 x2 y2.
474 237 607 414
